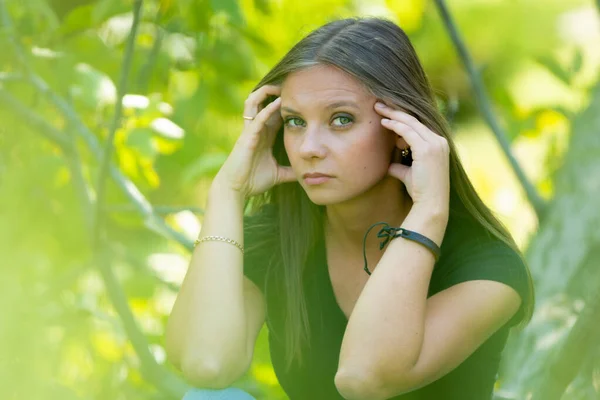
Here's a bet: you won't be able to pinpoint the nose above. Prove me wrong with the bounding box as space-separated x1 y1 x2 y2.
297 126 327 159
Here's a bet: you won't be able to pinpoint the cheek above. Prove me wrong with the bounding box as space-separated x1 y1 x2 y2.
354 123 394 167
283 133 294 160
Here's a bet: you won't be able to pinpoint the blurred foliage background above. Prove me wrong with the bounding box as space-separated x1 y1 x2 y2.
1 0 599 399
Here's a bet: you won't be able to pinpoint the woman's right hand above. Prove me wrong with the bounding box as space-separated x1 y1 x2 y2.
214 85 297 198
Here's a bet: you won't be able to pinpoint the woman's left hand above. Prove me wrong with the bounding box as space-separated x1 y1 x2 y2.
374 101 450 213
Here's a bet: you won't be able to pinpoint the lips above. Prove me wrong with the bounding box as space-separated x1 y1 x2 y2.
302 173 333 186
302 173 333 179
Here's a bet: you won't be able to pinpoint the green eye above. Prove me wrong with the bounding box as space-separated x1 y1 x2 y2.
285 117 304 128
332 115 353 127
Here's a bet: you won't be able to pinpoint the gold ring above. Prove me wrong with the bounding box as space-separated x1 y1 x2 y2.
243 116 254 120
400 148 410 157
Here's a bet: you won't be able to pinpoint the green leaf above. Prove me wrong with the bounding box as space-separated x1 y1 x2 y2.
126 127 158 158
570 47 583 76
534 54 571 86
209 39 255 81
232 24 272 50
70 63 117 111
92 0 131 26
210 0 245 26
57 4 94 36
179 0 213 32
182 153 228 184
253 0 272 14
32 0 61 31
123 270 156 299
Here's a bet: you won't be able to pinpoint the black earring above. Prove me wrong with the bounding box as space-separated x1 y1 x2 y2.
400 147 412 166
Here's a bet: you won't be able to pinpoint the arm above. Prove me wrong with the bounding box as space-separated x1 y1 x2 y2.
334 205 521 399
165 179 249 388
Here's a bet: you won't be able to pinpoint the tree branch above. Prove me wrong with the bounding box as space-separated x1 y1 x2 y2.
433 0 547 220
497 82 600 400
137 7 165 93
0 8 194 250
92 0 143 241
0 72 23 82
65 121 95 229
6 71 194 248
0 1 192 397
532 288 600 399
3 74 194 248
0 90 73 152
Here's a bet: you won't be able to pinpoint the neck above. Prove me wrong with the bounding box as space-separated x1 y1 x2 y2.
324 176 413 257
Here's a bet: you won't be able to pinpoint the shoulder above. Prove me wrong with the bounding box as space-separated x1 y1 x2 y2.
437 206 511 266
431 213 531 327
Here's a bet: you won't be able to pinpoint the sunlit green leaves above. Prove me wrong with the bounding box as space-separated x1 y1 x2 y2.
1 0 598 398
181 152 228 184
92 0 132 26
127 127 158 158
210 0 245 26
535 47 586 88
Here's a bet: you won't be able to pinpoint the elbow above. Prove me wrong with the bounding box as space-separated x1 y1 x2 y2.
180 355 236 389
164 336 179 371
180 351 249 390
334 367 388 400
163 314 250 388
164 320 184 371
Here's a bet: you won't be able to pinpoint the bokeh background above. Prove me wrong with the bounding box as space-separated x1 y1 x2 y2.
1 0 599 399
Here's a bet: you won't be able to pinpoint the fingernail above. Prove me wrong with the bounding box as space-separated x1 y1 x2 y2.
375 102 386 108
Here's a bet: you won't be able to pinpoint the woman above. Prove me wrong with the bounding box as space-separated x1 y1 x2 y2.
166 16 535 400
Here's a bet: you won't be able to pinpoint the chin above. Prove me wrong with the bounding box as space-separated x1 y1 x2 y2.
303 190 343 206
304 194 335 206
303 187 362 206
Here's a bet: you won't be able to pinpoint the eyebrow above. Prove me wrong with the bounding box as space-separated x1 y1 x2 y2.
281 100 360 114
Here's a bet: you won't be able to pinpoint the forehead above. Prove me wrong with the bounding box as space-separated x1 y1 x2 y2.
281 64 372 107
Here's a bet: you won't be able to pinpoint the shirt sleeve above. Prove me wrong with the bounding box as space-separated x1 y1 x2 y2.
436 238 531 328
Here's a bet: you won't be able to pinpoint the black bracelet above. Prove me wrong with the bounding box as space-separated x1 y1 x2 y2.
362 222 441 275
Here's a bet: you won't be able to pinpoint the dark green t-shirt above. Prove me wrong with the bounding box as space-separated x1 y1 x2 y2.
242 204 530 400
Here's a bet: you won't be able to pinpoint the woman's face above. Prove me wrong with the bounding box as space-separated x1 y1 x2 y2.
281 64 403 205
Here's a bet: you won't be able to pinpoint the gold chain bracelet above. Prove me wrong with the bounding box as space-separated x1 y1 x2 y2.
194 235 244 254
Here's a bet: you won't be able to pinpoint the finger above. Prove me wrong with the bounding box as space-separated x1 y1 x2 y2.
244 85 282 129
381 118 424 151
248 97 282 137
374 102 433 142
264 105 284 148
244 84 280 114
388 162 410 183
276 166 297 184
